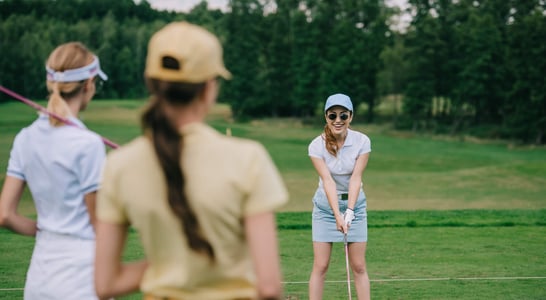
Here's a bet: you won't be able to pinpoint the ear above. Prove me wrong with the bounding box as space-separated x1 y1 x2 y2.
201 79 218 107
83 78 94 92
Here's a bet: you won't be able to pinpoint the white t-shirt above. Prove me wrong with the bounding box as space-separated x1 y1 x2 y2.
308 128 371 193
7 114 106 239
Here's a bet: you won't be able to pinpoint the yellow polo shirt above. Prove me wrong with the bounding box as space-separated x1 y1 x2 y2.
97 122 288 300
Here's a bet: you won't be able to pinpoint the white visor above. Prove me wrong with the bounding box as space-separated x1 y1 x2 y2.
46 56 108 82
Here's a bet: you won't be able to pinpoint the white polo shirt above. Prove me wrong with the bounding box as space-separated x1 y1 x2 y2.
308 128 371 193
7 114 106 239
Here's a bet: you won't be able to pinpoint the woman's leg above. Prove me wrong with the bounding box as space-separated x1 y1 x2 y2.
309 242 333 300
348 242 370 300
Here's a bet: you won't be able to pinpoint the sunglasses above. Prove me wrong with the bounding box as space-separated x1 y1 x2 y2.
93 77 104 94
327 112 350 121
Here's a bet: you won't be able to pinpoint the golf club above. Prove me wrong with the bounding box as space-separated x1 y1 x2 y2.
0 85 119 149
344 233 352 300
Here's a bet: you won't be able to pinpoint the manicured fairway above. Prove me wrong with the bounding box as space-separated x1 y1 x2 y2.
1 100 546 212
1 210 545 299
1 100 545 299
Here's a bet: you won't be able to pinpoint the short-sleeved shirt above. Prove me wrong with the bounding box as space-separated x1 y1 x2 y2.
7 114 106 240
97 122 288 300
308 128 371 193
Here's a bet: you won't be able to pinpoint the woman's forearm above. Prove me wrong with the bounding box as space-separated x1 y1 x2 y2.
2 214 37 236
0 176 37 236
347 175 362 209
245 212 283 299
96 260 147 300
95 221 147 299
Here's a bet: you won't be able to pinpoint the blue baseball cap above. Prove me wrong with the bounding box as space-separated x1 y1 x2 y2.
324 93 353 112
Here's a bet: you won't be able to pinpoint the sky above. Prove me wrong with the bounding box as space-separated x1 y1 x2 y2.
144 0 229 12
145 0 409 13
144 0 411 31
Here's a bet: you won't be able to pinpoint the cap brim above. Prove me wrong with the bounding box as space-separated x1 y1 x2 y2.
218 68 232 80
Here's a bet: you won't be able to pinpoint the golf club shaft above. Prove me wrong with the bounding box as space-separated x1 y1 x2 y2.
0 85 119 149
344 234 352 300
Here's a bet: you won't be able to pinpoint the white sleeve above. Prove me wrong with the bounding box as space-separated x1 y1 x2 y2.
358 133 371 155
77 135 107 194
6 131 26 180
308 136 324 158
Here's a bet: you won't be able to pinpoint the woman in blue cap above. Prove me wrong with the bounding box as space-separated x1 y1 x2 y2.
0 42 107 299
308 93 371 299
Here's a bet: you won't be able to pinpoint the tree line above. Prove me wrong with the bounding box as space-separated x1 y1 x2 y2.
0 0 544 144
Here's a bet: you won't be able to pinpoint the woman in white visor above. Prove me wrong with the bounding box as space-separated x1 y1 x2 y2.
0 42 108 300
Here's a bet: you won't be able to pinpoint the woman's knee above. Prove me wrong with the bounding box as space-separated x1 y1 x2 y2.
350 261 367 275
312 260 330 275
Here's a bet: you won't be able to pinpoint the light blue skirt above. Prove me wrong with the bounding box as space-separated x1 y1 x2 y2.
312 189 367 242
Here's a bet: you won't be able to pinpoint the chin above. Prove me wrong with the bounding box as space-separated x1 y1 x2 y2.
330 126 347 134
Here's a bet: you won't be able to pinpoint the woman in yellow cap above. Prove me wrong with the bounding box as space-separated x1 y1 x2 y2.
94 22 289 300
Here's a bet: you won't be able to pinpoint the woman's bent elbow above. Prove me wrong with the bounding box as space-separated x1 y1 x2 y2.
257 283 283 300
0 208 11 228
95 279 112 300
0 213 7 227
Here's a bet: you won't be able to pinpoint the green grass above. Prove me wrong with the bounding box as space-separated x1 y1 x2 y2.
1 210 545 299
1 100 546 212
1 99 545 299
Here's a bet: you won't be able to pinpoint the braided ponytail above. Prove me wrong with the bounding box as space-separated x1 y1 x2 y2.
142 79 214 262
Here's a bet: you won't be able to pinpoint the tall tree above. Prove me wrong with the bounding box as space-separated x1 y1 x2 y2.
505 2 546 143
261 0 294 116
290 1 324 117
223 0 267 118
377 33 409 119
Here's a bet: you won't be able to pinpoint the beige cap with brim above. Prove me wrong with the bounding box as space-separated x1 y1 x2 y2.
145 22 231 83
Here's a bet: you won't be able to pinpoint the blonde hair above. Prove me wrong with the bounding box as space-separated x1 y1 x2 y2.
45 42 95 126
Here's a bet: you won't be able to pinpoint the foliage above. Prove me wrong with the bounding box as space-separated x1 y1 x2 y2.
402 0 545 143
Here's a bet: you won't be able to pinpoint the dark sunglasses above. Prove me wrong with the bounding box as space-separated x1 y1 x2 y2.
327 112 350 121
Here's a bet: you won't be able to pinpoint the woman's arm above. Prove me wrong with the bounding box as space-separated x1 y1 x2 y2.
310 157 346 233
347 153 370 211
0 176 37 236
94 220 147 300
84 191 97 231
245 211 283 300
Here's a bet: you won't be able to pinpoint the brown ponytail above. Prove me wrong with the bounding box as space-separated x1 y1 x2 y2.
142 79 214 261
323 124 338 157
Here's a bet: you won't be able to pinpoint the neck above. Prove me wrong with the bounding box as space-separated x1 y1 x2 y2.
171 101 208 129
172 80 216 128
334 131 347 142
65 96 86 118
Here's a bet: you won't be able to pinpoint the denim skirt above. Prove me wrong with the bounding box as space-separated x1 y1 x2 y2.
312 189 367 243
